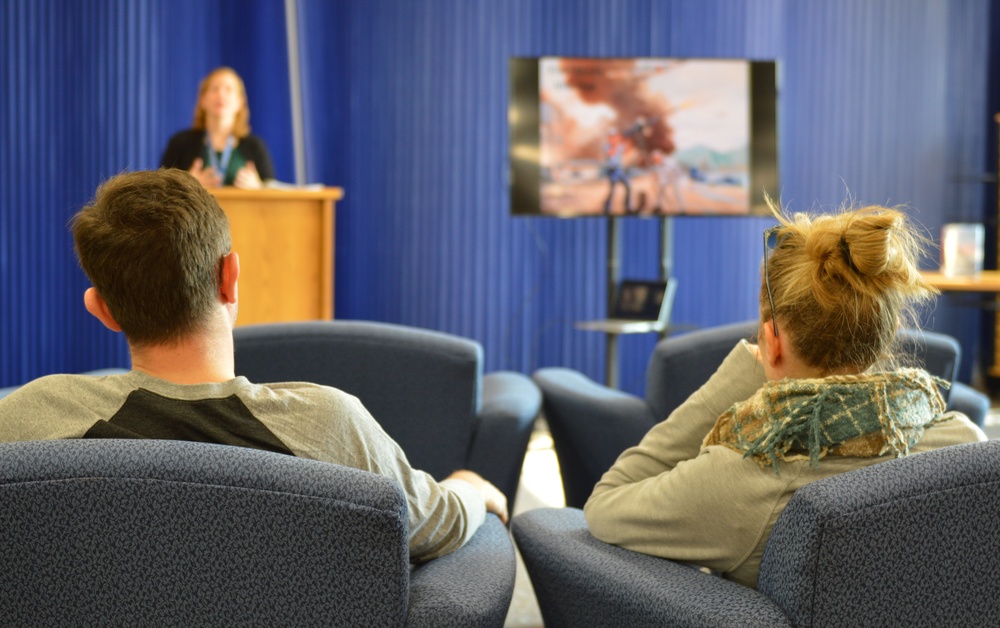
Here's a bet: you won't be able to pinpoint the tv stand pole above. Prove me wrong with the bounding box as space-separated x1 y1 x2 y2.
660 215 674 280
605 216 622 387
600 215 675 388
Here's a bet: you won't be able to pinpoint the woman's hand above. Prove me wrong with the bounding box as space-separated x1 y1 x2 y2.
188 157 222 188
233 161 263 189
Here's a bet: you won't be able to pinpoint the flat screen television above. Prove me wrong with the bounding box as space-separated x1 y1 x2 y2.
509 57 779 217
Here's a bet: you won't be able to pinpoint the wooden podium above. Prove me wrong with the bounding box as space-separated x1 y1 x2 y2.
210 187 343 326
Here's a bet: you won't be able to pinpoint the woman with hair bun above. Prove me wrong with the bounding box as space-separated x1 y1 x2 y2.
584 200 986 590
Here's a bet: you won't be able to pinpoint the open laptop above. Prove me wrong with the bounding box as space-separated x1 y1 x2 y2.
575 279 677 333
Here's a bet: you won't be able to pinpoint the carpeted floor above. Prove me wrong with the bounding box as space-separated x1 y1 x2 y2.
983 407 1000 440
503 428 564 627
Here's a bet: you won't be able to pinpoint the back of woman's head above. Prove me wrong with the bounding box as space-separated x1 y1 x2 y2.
761 200 937 372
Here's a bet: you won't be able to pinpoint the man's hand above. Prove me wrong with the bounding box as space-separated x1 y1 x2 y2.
446 469 508 524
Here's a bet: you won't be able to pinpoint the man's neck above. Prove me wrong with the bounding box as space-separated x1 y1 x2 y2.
129 328 235 385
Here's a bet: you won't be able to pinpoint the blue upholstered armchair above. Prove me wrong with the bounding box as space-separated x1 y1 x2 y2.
0 439 515 626
512 440 1000 627
233 320 542 516
534 320 990 508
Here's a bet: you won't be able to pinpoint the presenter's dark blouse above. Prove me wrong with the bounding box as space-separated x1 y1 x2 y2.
160 129 275 185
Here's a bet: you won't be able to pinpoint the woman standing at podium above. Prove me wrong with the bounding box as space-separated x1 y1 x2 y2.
160 67 275 189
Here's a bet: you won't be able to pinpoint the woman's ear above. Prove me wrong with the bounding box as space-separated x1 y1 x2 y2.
761 319 782 368
83 287 122 332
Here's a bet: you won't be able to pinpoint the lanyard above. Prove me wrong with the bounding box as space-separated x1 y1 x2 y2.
205 134 235 175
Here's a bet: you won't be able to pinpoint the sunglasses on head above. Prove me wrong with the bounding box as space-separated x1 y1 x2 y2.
763 227 781 338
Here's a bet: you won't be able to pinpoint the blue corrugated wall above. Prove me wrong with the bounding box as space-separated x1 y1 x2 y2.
1 0 995 396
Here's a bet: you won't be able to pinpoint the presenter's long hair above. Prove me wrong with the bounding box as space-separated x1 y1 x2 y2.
192 66 251 138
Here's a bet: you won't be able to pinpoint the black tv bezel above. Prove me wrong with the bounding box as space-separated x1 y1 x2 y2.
508 56 779 217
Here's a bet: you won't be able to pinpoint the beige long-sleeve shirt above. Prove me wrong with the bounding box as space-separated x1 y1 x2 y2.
0 371 485 562
584 340 986 589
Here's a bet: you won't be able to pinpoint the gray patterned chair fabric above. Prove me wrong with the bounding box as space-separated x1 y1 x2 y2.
512 439 1000 627
534 320 990 508
511 508 791 627
233 320 541 518
0 439 515 627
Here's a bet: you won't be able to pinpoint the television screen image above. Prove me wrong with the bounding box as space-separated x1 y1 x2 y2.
509 57 778 217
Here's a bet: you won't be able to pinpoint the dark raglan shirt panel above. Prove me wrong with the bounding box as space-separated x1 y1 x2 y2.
83 388 293 455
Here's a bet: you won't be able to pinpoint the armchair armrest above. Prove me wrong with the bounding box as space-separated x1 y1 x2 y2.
511 508 791 628
467 371 542 515
532 368 658 507
407 515 515 627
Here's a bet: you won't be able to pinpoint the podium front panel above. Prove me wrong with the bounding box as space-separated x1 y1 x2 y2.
210 188 341 326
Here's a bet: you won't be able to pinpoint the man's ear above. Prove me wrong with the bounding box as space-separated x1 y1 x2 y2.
220 251 240 304
83 287 122 332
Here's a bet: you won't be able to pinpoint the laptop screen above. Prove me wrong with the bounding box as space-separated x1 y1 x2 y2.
613 280 669 320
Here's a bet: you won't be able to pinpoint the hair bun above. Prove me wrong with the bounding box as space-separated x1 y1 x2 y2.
841 210 913 283
764 199 935 372
839 235 860 274
799 208 919 310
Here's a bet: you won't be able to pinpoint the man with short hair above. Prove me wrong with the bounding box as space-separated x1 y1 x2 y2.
0 169 506 562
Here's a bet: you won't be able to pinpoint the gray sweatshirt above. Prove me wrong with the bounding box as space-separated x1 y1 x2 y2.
0 370 485 562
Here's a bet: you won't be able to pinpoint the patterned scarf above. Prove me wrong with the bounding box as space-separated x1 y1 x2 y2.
703 368 950 473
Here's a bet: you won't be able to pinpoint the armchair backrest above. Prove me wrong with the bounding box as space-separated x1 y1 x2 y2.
0 439 410 625
896 327 960 395
645 321 758 421
758 440 1000 626
234 320 483 480
645 321 961 422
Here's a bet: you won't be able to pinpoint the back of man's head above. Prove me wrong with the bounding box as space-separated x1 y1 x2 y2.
71 169 232 346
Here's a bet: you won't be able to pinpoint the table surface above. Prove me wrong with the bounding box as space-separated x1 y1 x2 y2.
574 319 667 334
921 271 1000 293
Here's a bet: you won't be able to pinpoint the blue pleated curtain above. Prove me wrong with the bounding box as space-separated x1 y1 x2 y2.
0 0 994 394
